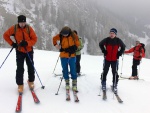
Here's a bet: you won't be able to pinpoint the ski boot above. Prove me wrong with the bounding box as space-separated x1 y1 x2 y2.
77 73 81 77
72 79 77 91
65 79 70 90
18 85 24 94
101 81 106 91
28 81 34 90
112 85 118 94
129 76 139 80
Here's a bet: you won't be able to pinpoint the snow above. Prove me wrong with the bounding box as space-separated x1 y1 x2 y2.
0 48 150 113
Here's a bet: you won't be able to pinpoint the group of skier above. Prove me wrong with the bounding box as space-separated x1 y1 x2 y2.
2 15 145 98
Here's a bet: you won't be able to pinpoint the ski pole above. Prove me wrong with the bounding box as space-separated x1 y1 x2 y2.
113 60 119 98
52 56 60 75
138 60 141 80
55 77 63 95
25 48 45 89
0 47 13 69
120 54 124 77
98 58 105 96
21 32 45 89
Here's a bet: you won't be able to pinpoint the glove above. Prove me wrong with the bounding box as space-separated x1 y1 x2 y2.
102 50 107 56
12 43 17 48
137 56 142 58
19 40 28 47
117 51 122 59
59 48 65 52
64 45 77 54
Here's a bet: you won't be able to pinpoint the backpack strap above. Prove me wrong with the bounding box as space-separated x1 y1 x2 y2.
70 31 76 45
26 24 30 35
14 24 30 38
14 24 18 37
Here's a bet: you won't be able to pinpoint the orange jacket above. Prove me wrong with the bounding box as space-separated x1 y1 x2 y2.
3 24 37 53
124 44 145 60
53 33 80 58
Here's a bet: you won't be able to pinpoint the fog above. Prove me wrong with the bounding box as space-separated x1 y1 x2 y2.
95 0 150 24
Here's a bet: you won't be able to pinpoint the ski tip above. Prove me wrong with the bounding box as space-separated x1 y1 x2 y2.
35 100 40 104
119 101 123 103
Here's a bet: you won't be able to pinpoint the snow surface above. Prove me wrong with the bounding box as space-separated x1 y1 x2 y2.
0 48 150 113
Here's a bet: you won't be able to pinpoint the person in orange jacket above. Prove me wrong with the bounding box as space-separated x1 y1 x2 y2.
53 26 80 91
3 15 37 93
124 40 145 79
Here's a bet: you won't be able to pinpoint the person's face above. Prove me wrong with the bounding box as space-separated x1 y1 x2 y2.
136 41 140 46
62 34 69 37
109 32 116 39
18 22 26 28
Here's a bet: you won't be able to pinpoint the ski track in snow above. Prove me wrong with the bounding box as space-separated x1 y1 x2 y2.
0 49 150 113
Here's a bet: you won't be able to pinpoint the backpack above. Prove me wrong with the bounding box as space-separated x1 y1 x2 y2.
134 43 146 53
140 43 146 53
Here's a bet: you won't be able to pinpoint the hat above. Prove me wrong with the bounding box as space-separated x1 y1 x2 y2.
110 28 117 35
136 40 140 43
18 15 26 23
60 26 71 36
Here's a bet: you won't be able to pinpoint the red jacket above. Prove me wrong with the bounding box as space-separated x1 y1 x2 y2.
99 37 125 61
125 44 145 60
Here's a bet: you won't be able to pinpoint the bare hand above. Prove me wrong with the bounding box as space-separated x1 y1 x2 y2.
55 45 61 50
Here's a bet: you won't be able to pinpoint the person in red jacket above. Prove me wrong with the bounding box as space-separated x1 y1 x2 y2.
124 40 145 79
99 28 125 94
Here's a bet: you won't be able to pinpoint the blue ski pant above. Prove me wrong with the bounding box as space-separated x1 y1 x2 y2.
60 57 77 80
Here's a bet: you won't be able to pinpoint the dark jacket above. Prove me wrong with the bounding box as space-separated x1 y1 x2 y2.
99 37 125 61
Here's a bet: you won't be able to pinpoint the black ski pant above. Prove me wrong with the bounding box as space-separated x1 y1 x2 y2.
16 50 35 85
132 59 140 76
76 55 81 73
101 59 119 86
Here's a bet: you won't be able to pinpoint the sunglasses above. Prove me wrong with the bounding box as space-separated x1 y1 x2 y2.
62 34 69 37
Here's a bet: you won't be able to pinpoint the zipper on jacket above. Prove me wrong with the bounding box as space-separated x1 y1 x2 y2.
111 45 114 61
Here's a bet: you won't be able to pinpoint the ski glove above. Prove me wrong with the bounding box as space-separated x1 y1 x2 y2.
117 51 122 59
12 43 17 48
137 56 142 58
102 50 107 56
19 40 28 47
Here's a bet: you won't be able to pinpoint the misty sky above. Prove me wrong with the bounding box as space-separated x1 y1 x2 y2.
96 0 150 24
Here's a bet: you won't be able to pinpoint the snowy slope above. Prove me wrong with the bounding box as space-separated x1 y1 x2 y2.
0 48 150 113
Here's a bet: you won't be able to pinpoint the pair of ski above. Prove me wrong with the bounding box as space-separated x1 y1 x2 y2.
120 76 144 81
102 86 123 103
55 73 86 77
66 89 79 102
15 81 40 113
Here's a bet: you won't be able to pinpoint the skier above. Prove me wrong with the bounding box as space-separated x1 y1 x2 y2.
53 26 80 91
3 15 37 93
74 30 84 76
99 28 125 93
124 40 145 79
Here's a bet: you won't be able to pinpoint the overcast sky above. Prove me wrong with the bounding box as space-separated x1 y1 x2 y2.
95 0 150 24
